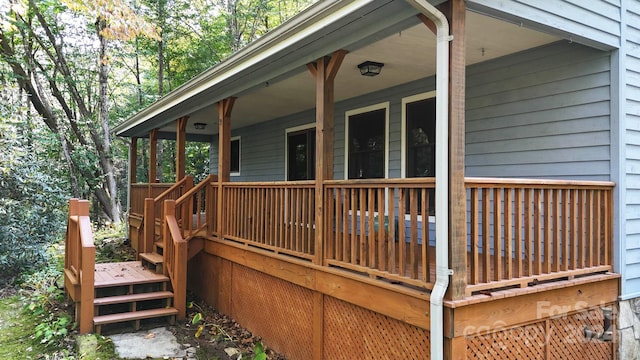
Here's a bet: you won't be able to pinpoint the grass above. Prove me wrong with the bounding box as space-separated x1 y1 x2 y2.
0 295 48 359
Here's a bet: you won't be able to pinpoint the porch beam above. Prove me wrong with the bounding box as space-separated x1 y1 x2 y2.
176 116 188 181
217 97 236 240
148 129 158 195
417 13 437 35
441 0 467 302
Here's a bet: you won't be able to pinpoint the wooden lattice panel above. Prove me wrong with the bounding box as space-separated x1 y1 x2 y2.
230 265 313 360
549 308 612 360
323 296 429 359
466 322 546 359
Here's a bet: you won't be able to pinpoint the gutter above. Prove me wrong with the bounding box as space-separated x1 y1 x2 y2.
404 1 452 359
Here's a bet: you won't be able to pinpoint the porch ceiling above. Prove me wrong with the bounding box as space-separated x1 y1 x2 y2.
124 7 559 140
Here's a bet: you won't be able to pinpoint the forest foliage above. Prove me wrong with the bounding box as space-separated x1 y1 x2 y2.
0 0 314 280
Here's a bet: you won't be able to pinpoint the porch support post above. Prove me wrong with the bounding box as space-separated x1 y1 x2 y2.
217 97 235 239
149 128 158 195
176 116 188 181
130 137 138 184
308 49 346 360
442 0 467 303
441 1 466 359
307 49 346 266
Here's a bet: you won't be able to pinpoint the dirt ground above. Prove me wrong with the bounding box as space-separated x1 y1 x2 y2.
172 297 286 360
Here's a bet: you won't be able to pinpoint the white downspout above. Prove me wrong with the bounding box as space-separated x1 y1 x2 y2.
404 1 452 359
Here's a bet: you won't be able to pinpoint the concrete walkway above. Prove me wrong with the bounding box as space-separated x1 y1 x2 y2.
108 327 196 359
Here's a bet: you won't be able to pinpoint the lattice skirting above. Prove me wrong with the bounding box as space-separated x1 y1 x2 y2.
467 307 614 360
230 264 314 360
228 264 430 359
323 296 430 359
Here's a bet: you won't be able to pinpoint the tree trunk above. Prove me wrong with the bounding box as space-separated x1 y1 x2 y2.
97 18 121 224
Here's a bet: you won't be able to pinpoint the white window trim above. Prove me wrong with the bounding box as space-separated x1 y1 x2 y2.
344 102 390 180
284 123 315 180
400 90 436 178
230 136 241 177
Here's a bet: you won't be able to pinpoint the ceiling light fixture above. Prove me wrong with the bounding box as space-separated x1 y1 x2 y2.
357 61 384 76
193 122 207 130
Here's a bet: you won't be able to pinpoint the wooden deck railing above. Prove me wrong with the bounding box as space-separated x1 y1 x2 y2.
63 199 95 333
130 183 175 215
465 178 615 296
324 179 436 290
141 177 193 254
143 176 615 298
221 181 316 260
174 174 218 239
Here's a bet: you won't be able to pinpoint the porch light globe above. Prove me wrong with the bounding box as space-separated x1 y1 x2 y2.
358 61 384 76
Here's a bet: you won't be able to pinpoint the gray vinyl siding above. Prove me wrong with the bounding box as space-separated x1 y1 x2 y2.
217 41 610 184
466 41 611 180
621 0 640 298
467 0 621 50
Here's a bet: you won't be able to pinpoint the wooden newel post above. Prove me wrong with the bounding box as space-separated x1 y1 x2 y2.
162 199 186 320
77 199 94 334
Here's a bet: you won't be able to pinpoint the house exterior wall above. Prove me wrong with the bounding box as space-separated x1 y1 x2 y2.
213 41 611 184
467 0 621 50
617 1 640 355
466 41 612 180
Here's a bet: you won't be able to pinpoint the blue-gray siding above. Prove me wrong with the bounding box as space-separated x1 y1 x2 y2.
466 42 611 180
621 0 640 298
467 0 621 50
219 41 610 184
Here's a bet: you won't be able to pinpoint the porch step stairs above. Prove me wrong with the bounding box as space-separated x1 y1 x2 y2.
92 261 176 334
140 252 164 273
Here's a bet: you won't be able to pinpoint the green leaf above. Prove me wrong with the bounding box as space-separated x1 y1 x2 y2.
191 312 202 325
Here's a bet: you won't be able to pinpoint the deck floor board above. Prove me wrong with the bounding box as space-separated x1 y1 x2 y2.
94 261 168 288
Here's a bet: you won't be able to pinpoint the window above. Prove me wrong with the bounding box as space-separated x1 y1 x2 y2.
287 127 315 180
346 106 387 179
230 137 240 176
402 93 436 215
406 97 436 178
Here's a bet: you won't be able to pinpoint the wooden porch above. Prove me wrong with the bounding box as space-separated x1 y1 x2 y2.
128 175 616 293
128 173 618 358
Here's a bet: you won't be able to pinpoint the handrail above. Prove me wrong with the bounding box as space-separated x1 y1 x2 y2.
162 200 187 320
174 174 218 239
63 198 95 334
154 177 191 202
465 177 615 189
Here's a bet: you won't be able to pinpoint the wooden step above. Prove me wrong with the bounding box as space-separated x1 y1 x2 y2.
140 252 163 264
94 262 169 288
94 307 178 326
154 241 164 249
94 291 173 306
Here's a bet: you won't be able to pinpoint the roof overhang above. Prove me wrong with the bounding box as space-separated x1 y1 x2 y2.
115 0 560 139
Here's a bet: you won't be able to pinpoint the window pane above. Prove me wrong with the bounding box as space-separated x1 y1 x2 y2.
406 98 435 178
287 128 315 180
348 108 385 179
230 139 240 173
